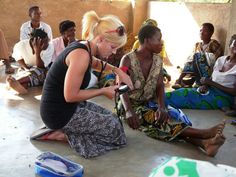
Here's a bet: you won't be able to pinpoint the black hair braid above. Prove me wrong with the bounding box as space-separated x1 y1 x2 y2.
30 28 48 40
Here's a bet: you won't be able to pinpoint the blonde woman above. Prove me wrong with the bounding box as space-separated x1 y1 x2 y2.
34 11 133 158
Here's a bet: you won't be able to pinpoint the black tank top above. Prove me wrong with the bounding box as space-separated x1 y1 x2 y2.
40 41 92 129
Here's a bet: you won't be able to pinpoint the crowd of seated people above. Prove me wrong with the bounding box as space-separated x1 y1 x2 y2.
118 24 226 157
166 34 236 112
1 5 235 159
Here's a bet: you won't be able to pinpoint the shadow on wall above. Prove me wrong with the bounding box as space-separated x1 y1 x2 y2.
148 2 230 67
218 27 227 52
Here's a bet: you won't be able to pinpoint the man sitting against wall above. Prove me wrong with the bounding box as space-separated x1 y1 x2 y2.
20 6 53 41
6 29 54 94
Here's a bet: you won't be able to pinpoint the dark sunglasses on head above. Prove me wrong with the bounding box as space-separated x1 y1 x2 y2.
105 26 125 36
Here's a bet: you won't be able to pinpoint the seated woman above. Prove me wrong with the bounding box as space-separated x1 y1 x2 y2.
166 34 236 110
34 11 134 159
172 23 223 89
119 24 225 157
6 29 54 94
51 20 76 62
6 29 53 94
132 19 171 82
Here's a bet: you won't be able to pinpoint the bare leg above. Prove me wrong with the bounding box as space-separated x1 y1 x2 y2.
3 59 14 74
180 120 225 139
185 133 225 157
6 75 28 94
0 29 14 74
38 130 67 142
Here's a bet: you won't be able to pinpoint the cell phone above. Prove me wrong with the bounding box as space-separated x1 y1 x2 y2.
117 85 129 94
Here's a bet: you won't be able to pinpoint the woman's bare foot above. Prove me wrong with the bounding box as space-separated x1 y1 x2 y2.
203 133 226 157
6 75 28 94
39 130 67 142
203 120 226 139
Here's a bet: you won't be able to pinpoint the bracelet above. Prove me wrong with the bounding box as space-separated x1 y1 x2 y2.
120 66 129 73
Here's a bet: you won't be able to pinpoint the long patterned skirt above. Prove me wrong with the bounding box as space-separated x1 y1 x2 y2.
62 101 126 158
165 87 233 110
119 101 191 141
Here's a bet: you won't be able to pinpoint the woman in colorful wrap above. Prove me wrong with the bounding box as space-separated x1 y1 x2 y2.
37 11 134 158
166 34 236 110
119 24 225 157
172 23 223 89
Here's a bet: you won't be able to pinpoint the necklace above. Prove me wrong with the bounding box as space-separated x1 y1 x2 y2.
87 41 93 64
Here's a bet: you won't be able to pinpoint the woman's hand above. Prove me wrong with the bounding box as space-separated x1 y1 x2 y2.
198 85 209 94
114 68 134 90
101 85 119 99
155 108 170 126
126 111 140 129
32 37 43 54
200 77 212 86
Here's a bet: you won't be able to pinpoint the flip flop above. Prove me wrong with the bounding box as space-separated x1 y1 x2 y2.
30 126 54 140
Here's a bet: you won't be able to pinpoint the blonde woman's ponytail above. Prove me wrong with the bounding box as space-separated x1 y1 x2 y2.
82 11 101 40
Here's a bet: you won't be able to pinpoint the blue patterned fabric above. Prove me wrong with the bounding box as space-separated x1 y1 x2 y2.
165 87 233 110
146 101 192 126
183 52 211 84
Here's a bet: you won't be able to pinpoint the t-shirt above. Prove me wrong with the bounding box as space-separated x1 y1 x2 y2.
212 56 236 88
20 21 53 41
12 39 54 67
40 41 93 129
51 36 65 62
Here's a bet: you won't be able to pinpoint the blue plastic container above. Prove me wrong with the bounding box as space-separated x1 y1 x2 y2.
35 152 84 177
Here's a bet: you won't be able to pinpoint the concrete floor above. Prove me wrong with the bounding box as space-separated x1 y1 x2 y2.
0 64 236 177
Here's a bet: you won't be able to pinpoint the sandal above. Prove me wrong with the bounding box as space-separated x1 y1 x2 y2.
30 126 54 140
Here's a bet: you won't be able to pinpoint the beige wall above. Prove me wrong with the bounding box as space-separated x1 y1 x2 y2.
226 0 236 55
132 0 149 35
0 0 233 60
0 0 133 51
148 2 230 66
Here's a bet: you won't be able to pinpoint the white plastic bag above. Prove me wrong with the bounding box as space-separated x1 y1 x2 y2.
149 156 236 177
